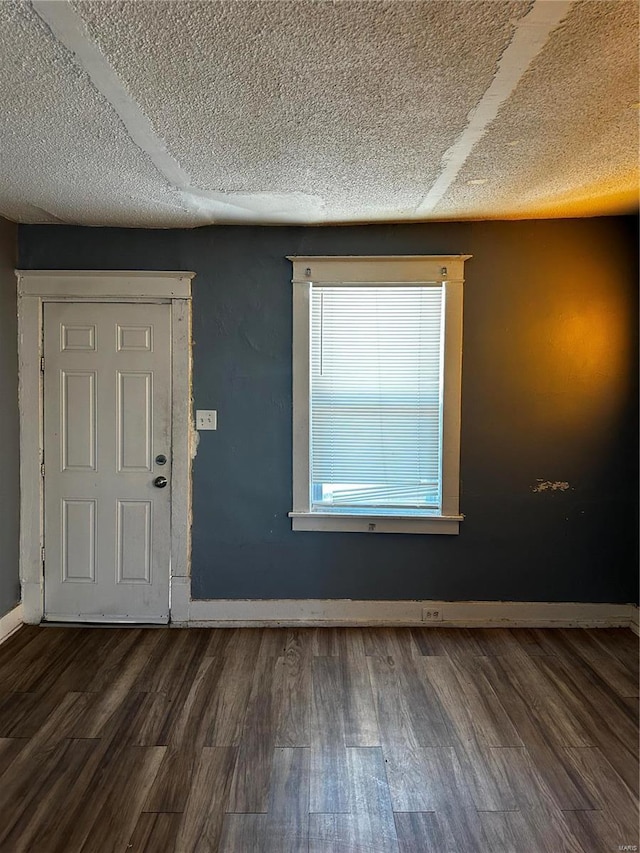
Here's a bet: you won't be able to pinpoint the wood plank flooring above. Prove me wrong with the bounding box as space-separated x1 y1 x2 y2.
0 625 637 852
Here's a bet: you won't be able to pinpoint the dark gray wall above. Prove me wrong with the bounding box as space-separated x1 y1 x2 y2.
0 217 20 619
19 217 639 603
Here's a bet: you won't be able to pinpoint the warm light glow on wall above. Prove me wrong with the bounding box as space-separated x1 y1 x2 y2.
523 263 632 433
551 303 625 380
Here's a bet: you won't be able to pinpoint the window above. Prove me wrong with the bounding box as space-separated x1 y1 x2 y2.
289 255 469 534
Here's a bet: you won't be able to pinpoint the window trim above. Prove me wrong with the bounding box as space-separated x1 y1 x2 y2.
288 255 470 535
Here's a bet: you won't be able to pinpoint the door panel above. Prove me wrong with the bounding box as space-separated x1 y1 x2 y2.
61 370 97 470
62 499 96 582
117 371 153 471
61 323 96 351
44 302 171 622
116 500 152 583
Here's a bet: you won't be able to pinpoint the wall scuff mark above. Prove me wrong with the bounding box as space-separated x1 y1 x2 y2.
532 479 570 493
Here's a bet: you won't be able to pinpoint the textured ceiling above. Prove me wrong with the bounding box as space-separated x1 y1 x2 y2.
0 0 637 227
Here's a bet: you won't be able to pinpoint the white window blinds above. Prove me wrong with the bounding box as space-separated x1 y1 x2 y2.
310 284 444 513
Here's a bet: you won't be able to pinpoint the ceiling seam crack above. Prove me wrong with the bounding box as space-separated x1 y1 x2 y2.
29 0 263 220
0 201 68 225
414 0 575 216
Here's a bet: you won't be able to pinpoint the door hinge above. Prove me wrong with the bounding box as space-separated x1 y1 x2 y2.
41 462 45 477
40 357 45 372
41 546 45 564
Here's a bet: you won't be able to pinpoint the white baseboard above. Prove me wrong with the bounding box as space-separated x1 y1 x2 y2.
186 598 636 629
7 592 635 631
0 603 23 645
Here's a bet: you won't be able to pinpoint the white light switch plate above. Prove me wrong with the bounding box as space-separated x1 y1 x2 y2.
196 410 217 430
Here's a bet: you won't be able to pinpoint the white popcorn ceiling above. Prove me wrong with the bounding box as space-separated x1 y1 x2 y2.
0 0 637 227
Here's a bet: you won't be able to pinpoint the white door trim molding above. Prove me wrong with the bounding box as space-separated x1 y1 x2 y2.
17 270 193 299
182 598 637 629
16 270 194 625
169 299 192 623
0 603 23 646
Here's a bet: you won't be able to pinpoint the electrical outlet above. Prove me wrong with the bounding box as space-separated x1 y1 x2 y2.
196 410 217 430
422 608 443 622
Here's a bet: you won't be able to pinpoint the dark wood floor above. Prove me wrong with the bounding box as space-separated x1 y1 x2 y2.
0 625 637 852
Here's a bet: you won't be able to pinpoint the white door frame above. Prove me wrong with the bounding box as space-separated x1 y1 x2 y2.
16 270 194 625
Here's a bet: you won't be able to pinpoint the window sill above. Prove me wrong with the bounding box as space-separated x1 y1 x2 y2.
288 512 462 535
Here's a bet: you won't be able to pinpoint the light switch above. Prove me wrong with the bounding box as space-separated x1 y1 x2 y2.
196 410 217 430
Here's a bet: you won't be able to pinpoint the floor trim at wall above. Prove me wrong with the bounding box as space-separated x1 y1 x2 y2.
0 602 23 646
630 605 639 636
182 598 636 629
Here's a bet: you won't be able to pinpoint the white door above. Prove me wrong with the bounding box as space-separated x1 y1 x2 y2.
43 302 172 622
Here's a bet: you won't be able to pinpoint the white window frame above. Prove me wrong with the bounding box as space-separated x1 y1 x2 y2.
288 255 470 535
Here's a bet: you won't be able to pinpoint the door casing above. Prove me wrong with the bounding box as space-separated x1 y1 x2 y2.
16 270 194 625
